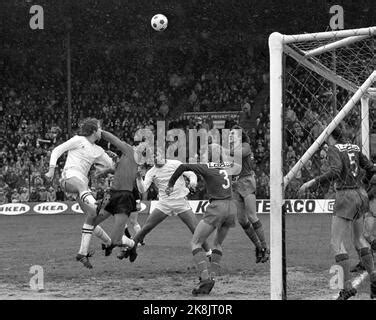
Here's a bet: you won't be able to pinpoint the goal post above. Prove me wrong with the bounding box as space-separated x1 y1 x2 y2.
269 27 376 300
361 97 370 158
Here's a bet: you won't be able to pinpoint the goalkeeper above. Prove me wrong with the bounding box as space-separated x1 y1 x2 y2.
351 174 376 273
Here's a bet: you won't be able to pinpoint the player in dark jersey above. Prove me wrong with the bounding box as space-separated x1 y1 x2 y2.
351 174 376 273
165 152 239 296
299 126 376 300
231 126 269 263
93 130 144 259
365 175 376 251
117 148 212 262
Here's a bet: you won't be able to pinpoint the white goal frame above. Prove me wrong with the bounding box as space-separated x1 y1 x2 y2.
269 27 376 300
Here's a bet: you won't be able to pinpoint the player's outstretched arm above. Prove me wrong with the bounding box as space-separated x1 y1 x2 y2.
166 164 206 195
101 130 134 156
94 166 115 178
240 142 252 158
95 150 116 171
136 170 147 194
137 167 154 195
359 152 376 181
299 146 342 194
182 171 198 190
298 178 316 196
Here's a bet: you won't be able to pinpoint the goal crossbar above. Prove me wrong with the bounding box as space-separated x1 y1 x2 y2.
283 26 376 43
284 45 376 98
304 35 370 57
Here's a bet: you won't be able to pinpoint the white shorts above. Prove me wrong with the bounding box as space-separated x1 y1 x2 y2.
153 198 192 216
61 169 89 190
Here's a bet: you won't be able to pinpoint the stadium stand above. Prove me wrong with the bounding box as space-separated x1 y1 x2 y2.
0 0 375 203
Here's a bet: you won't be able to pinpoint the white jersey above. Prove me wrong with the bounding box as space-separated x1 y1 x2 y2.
144 159 197 201
49 135 113 178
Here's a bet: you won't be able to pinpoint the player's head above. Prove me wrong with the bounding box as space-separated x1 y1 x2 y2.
79 118 101 141
230 125 250 144
208 143 222 163
327 125 346 145
154 147 166 168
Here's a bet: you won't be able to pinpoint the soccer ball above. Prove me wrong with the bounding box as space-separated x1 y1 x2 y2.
151 14 168 31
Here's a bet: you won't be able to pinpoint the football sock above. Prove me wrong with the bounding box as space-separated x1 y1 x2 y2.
206 249 212 257
79 190 96 206
124 225 132 238
356 248 362 261
371 239 376 251
79 223 94 256
192 248 210 281
252 220 267 249
133 222 141 235
93 225 111 245
210 249 222 278
335 253 351 290
359 247 375 275
121 235 135 248
241 221 262 249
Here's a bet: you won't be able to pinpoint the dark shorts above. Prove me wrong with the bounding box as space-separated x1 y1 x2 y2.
203 199 236 229
367 197 376 218
101 190 136 216
334 188 369 221
233 174 256 201
367 184 376 201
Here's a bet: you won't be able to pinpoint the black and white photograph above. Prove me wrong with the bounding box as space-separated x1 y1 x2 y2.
0 0 376 305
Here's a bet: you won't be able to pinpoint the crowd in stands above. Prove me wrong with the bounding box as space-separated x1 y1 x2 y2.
0 38 270 204
1 0 375 204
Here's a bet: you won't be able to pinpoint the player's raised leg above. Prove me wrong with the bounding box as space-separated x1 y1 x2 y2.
120 208 168 262
76 197 100 268
133 208 167 246
124 210 144 245
103 212 134 256
64 177 111 268
128 211 142 236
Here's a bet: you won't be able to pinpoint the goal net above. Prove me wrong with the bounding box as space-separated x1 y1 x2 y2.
269 27 376 300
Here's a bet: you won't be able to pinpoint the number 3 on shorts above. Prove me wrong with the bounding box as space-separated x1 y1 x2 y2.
219 170 230 189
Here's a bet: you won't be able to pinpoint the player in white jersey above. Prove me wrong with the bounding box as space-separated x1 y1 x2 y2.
119 149 211 261
45 118 114 268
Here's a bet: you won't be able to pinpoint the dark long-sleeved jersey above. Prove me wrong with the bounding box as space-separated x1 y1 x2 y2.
315 143 376 189
238 142 255 178
168 162 233 200
101 131 138 192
